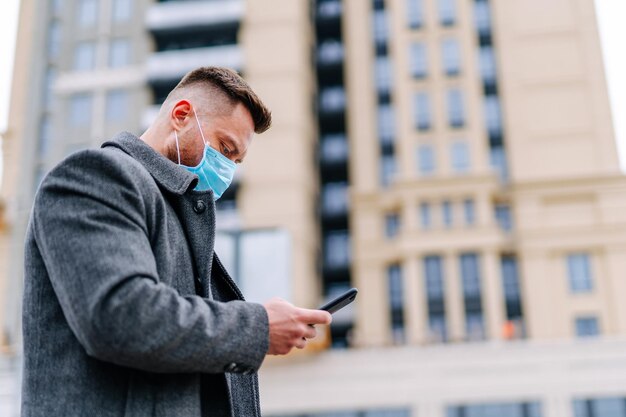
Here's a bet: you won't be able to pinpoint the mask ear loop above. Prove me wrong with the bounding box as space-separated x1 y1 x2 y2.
174 130 181 165
193 108 209 146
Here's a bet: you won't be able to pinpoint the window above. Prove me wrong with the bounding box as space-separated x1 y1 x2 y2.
490 145 508 182
70 93 93 126
325 231 350 268
317 0 342 18
52 0 63 15
43 68 57 110
463 199 475 225
567 253 593 293
575 317 599 337
385 213 400 239
441 39 461 76
420 202 431 229
112 0 132 22
78 0 98 27
106 90 129 122
410 43 428 79
447 89 465 128
574 397 626 417
407 0 424 29
424 256 444 299
318 39 344 65
320 134 348 163
448 402 543 417
484 95 503 136
74 42 96 71
388 264 405 344
474 0 492 36
414 93 431 130
417 145 435 175
322 182 349 215
501 256 521 302
372 10 389 45
451 142 470 173
380 155 396 186
442 201 453 227
48 22 61 60
438 0 456 26
378 104 396 144
109 38 130 68
428 316 447 343
320 87 346 112
460 253 481 298
495 203 512 231
479 46 497 85
465 312 486 341
375 56 393 92
38 118 53 159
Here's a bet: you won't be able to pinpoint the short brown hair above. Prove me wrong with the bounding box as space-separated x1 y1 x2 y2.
173 67 272 134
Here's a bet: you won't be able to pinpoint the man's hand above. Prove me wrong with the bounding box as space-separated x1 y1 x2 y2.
263 298 333 355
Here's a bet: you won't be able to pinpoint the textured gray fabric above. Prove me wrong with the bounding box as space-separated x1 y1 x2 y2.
21 132 269 417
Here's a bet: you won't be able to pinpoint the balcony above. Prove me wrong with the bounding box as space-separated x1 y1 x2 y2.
146 0 244 33
146 45 243 83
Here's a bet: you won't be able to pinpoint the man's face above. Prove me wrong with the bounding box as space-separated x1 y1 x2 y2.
177 102 255 167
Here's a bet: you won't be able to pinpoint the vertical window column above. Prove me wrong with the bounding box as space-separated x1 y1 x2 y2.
388 264 405 344
460 253 485 340
424 256 447 342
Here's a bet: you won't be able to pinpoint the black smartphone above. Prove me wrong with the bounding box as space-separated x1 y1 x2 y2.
318 288 358 314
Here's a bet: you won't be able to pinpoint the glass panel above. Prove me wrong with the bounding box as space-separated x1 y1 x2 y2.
78 0 98 27
318 39 344 65
414 93 431 130
495 203 512 232
460 253 481 297
593 398 626 417
575 317 599 337
447 89 465 128
325 231 350 268
375 56 393 92
501 256 520 301
451 142 470 173
442 38 461 76
321 134 348 163
465 312 485 340
372 10 389 44
74 41 96 71
410 42 428 78
484 95 502 136
490 145 509 183
322 182 349 216
474 0 492 36
438 0 456 26
385 213 400 238
463 199 475 225
70 93 93 126
106 90 129 122
38 117 53 159
112 0 132 22
388 264 405 344
378 104 396 143
109 38 130 68
424 256 444 298
380 155 397 186
407 0 424 29
320 87 346 112
417 145 435 175
43 67 57 110
442 201 453 227
420 202 431 229
567 253 593 292
479 46 497 85
48 22 62 60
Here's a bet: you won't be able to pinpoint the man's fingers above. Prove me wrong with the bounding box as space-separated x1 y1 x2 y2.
303 325 317 340
295 338 307 349
298 308 332 325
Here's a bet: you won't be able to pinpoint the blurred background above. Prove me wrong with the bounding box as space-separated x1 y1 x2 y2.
1 0 626 416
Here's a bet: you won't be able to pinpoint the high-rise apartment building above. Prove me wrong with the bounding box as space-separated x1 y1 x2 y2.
3 0 626 416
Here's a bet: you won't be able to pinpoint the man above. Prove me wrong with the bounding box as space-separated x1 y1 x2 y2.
21 67 332 417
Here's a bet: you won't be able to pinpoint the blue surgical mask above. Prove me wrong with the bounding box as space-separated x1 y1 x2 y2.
174 109 237 199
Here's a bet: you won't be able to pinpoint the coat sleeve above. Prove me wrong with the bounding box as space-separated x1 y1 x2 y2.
31 149 269 374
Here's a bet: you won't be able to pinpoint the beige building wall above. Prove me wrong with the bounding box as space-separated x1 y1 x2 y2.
239 0 321 309
346 0 626 348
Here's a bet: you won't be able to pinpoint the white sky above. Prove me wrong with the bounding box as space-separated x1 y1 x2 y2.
0 0 624 169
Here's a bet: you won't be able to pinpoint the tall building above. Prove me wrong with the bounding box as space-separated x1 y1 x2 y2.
3 0 626 416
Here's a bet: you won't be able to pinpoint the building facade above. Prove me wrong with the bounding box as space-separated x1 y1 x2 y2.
2 0 626 416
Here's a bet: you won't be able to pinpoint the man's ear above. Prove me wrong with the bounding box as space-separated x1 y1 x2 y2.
170 100 192 130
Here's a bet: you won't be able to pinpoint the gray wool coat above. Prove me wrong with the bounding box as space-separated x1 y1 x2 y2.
21 132 270 417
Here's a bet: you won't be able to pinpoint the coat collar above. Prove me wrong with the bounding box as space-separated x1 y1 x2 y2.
102 131 198 195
